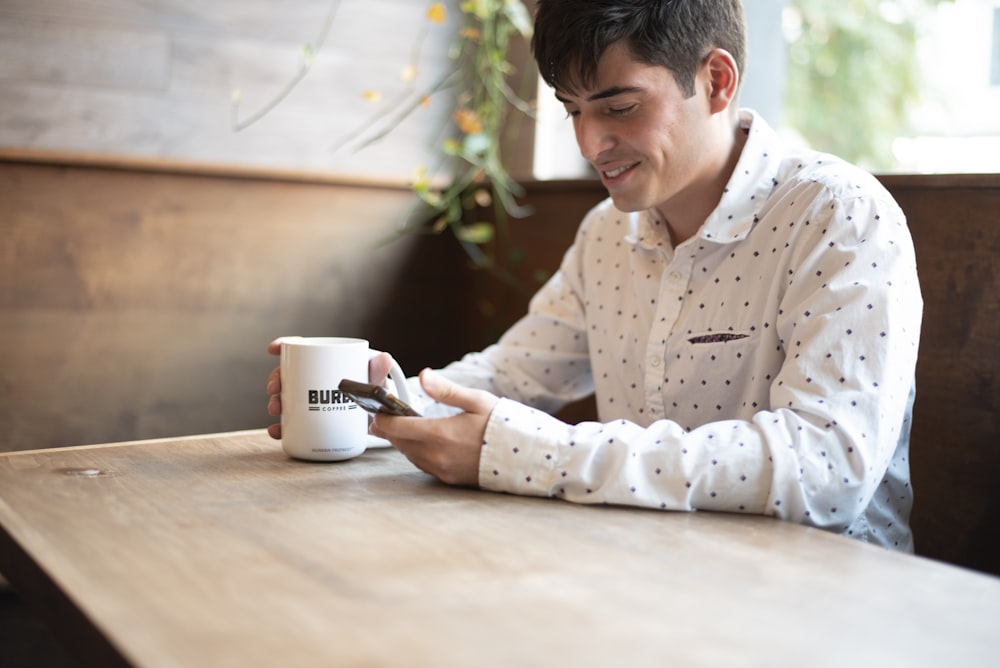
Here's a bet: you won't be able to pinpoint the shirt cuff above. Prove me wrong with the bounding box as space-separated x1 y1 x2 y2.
478 398 566 497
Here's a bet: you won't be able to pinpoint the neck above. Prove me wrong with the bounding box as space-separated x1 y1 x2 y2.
659 117 747 247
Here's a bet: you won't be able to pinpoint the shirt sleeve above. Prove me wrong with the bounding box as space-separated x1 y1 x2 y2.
427 217 598 415
476 190 922 535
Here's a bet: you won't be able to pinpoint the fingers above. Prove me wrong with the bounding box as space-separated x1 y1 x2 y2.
267 391 281 416
370 418 482 486
267 376 281 440
267 365 281 394
370 371 497 488
266 340 284 440
266 365 282 418
368 352 393 385
419 368 498 415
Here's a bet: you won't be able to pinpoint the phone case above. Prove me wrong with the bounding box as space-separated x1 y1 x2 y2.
338 379 420 417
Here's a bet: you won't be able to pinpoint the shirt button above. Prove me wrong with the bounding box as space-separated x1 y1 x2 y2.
670 271 683 282
650 355 662 367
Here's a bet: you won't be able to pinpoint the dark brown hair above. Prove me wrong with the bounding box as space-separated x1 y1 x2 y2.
532 0 746 97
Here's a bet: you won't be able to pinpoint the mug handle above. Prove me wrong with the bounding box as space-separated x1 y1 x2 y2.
369 350 414 407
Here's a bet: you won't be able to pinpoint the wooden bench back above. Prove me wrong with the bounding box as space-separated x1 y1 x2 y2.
883 175 1000 574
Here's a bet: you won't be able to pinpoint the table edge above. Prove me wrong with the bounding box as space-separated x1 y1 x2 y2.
0 517 132 666
0 429 269 458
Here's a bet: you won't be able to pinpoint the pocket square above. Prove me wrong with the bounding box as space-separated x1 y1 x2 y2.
688 333 749 344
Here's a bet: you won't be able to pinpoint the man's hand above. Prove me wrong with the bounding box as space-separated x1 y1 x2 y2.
265 338 394 440
370 368 498 487
266 340 284 439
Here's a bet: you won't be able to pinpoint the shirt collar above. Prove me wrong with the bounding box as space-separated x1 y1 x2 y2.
700 109 784 244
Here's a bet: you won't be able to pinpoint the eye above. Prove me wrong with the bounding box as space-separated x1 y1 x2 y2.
563 108 580 119
609 104 637 117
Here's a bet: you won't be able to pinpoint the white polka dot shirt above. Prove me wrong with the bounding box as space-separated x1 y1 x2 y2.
425 110 923 551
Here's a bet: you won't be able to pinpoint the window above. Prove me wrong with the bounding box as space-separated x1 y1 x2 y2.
532 0 1000 177
992 7 1000 86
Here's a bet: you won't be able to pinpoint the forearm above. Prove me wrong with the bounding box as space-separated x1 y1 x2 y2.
479 401 892 531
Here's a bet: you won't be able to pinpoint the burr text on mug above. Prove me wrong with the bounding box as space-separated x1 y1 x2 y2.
307 389 358 412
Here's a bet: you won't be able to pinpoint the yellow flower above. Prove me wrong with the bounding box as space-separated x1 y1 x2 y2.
361 90 381 102
453 107 483 134
400 64 418 82
419 95 432 107
427 3 446 24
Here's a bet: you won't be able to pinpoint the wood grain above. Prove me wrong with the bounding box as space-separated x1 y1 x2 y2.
882 175 1000 576
1 431 998 667
0 159 470 452
0 0 461 180
0 18 169 90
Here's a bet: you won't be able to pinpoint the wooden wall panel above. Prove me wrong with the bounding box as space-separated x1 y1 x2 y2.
879 174 1000 575
0 18 170 90
0 0 457 180
0 158 469 452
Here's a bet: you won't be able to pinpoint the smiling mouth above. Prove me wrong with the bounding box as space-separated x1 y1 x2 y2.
602 163 637 179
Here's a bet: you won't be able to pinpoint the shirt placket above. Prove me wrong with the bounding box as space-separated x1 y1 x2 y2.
643 244 697 419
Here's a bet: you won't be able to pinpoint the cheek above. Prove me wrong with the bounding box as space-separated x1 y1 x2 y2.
638 110 684 158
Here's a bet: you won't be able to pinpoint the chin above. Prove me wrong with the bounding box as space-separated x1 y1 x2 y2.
607 192 651 214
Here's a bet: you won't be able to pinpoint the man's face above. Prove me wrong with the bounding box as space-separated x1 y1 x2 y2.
556 42 720 218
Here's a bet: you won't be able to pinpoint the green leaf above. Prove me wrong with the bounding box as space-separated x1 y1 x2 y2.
504 1 533 37
463 133 491 156
455 221 495 244
460 0 487 20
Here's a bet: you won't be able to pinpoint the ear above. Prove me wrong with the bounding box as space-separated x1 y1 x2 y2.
703 48 739 114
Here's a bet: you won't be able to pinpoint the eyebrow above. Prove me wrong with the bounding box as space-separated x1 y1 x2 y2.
554 85 645 104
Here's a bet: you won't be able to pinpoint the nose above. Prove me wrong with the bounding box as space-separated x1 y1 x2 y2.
574 113 613 163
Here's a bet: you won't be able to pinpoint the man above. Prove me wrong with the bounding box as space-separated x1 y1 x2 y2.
267 0 922 550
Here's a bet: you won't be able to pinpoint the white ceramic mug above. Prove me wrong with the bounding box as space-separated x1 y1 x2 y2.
280 337 412 461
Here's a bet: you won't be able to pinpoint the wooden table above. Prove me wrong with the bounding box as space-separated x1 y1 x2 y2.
1 431 998 667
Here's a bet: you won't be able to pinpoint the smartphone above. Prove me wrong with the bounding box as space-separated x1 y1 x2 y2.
338 378 421 417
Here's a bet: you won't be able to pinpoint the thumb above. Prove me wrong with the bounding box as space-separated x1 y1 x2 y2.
420 368 498 415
